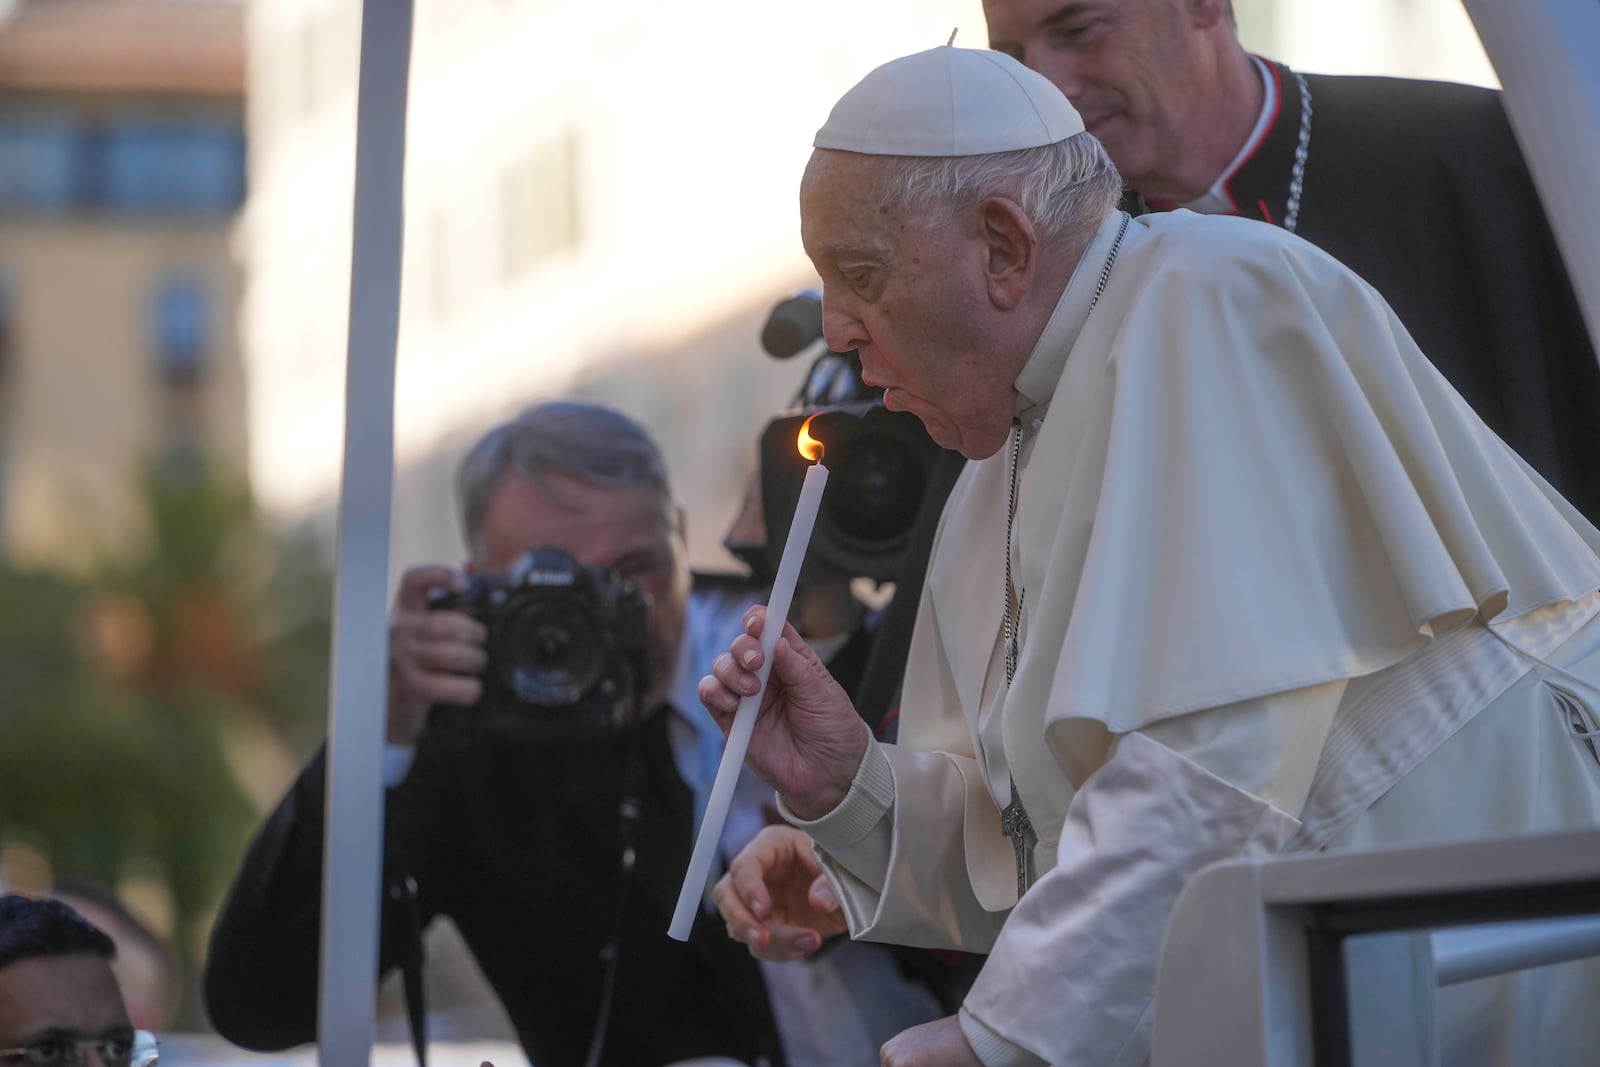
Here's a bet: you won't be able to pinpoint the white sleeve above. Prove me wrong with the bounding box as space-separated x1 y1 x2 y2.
959 1008 1047 1067
959 681 1343 1066
781 737 1010 953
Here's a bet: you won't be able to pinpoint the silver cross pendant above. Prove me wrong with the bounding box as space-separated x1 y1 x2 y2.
1000 780 1037 899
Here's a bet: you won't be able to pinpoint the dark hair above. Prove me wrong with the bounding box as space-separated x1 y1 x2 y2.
456 400 676 560
0 894 117 972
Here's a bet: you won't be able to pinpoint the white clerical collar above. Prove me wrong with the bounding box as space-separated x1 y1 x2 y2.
1182 55 1275 215
1013 210 1131 422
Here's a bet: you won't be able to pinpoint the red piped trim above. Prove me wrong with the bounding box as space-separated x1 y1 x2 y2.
1221 56 1284 216
1258 198 1275 225
877 706 901 741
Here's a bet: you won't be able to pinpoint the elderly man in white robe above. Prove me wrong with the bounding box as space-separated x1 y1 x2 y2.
700 45 1600 1067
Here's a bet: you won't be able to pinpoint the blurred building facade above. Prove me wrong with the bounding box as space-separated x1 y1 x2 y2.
1241 0 1496 86
0 0 249 571
243 0 993 574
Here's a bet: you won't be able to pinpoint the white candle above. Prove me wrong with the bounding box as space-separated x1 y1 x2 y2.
670 425 829 941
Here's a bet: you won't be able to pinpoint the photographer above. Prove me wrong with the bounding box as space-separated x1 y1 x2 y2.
202 401 942 1067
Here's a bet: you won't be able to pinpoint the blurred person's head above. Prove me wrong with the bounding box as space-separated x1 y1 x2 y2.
49 881 179 1033
0 894 138 1066
720 459 771 584
456 401 690 702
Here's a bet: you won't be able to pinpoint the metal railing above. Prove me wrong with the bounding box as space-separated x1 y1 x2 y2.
1150 828 1600 1067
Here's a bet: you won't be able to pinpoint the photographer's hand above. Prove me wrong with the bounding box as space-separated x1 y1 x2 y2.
699 606 869 820
713 825 847 961
387 565 487 746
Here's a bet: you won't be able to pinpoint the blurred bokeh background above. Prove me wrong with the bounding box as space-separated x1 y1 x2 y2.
0 0 1496 1057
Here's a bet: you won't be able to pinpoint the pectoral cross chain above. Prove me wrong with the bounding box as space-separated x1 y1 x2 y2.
994 215 1128 906
1000 428 1036 900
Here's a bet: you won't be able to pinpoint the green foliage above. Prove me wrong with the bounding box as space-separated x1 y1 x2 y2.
0 462 332 1027
0 569 87 707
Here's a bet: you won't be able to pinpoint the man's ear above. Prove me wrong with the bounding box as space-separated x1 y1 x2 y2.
979 197 1037 311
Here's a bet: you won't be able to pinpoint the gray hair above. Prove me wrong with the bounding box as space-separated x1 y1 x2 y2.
876 131 1123 246
457 400 674 558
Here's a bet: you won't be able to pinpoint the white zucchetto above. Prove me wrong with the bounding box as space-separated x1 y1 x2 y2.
814 46 1087 158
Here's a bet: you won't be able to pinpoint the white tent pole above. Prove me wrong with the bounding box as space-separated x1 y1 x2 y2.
318 1 414 1064
1459 0 1600 358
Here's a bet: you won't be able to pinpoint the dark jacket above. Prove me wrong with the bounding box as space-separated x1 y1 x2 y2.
203 708 786 1067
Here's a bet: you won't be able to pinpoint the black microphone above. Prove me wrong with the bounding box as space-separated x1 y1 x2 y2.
760 290 825 359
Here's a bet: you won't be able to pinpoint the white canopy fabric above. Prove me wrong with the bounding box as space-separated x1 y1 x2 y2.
318 1 412 1064
1460 0 1600 358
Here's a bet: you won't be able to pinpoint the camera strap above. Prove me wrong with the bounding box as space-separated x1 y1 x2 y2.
582 723 648 1067
391 873 429 1067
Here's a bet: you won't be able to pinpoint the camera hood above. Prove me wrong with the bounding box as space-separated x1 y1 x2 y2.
758 403 942 585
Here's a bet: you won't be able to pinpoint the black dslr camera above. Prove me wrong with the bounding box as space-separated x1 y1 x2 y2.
749 292 944 584
428 548 651 738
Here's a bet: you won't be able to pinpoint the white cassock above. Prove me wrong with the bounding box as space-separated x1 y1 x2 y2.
782 209 1600 1066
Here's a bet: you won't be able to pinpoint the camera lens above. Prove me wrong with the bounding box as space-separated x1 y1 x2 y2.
496 595 607 705
823 433 926 545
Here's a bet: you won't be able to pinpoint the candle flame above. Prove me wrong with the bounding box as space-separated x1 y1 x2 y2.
797 415 825 463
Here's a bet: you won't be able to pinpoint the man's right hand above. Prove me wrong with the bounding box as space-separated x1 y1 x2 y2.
386 565 486 746
699 607 870 819
712 825 848 962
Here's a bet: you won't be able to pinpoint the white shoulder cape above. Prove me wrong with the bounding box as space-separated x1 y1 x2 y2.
906 210 1600 747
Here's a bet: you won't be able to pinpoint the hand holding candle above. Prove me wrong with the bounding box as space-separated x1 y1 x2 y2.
669 417 829 941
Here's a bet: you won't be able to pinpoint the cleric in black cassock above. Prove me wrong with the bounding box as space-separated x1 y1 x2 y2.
854 2 1600 762
1139 60 1600 523
845 0 1600 748
983 0 1600 525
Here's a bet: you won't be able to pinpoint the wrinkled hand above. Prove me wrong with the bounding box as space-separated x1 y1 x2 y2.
880 1015 981 1067
713 825 848 961
698 607 869 819
386 564 485 745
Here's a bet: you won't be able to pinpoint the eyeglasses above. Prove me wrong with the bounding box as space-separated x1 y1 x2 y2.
0 1030 158 1067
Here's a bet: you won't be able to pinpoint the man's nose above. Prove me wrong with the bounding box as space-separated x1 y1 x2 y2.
820 300 869 353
